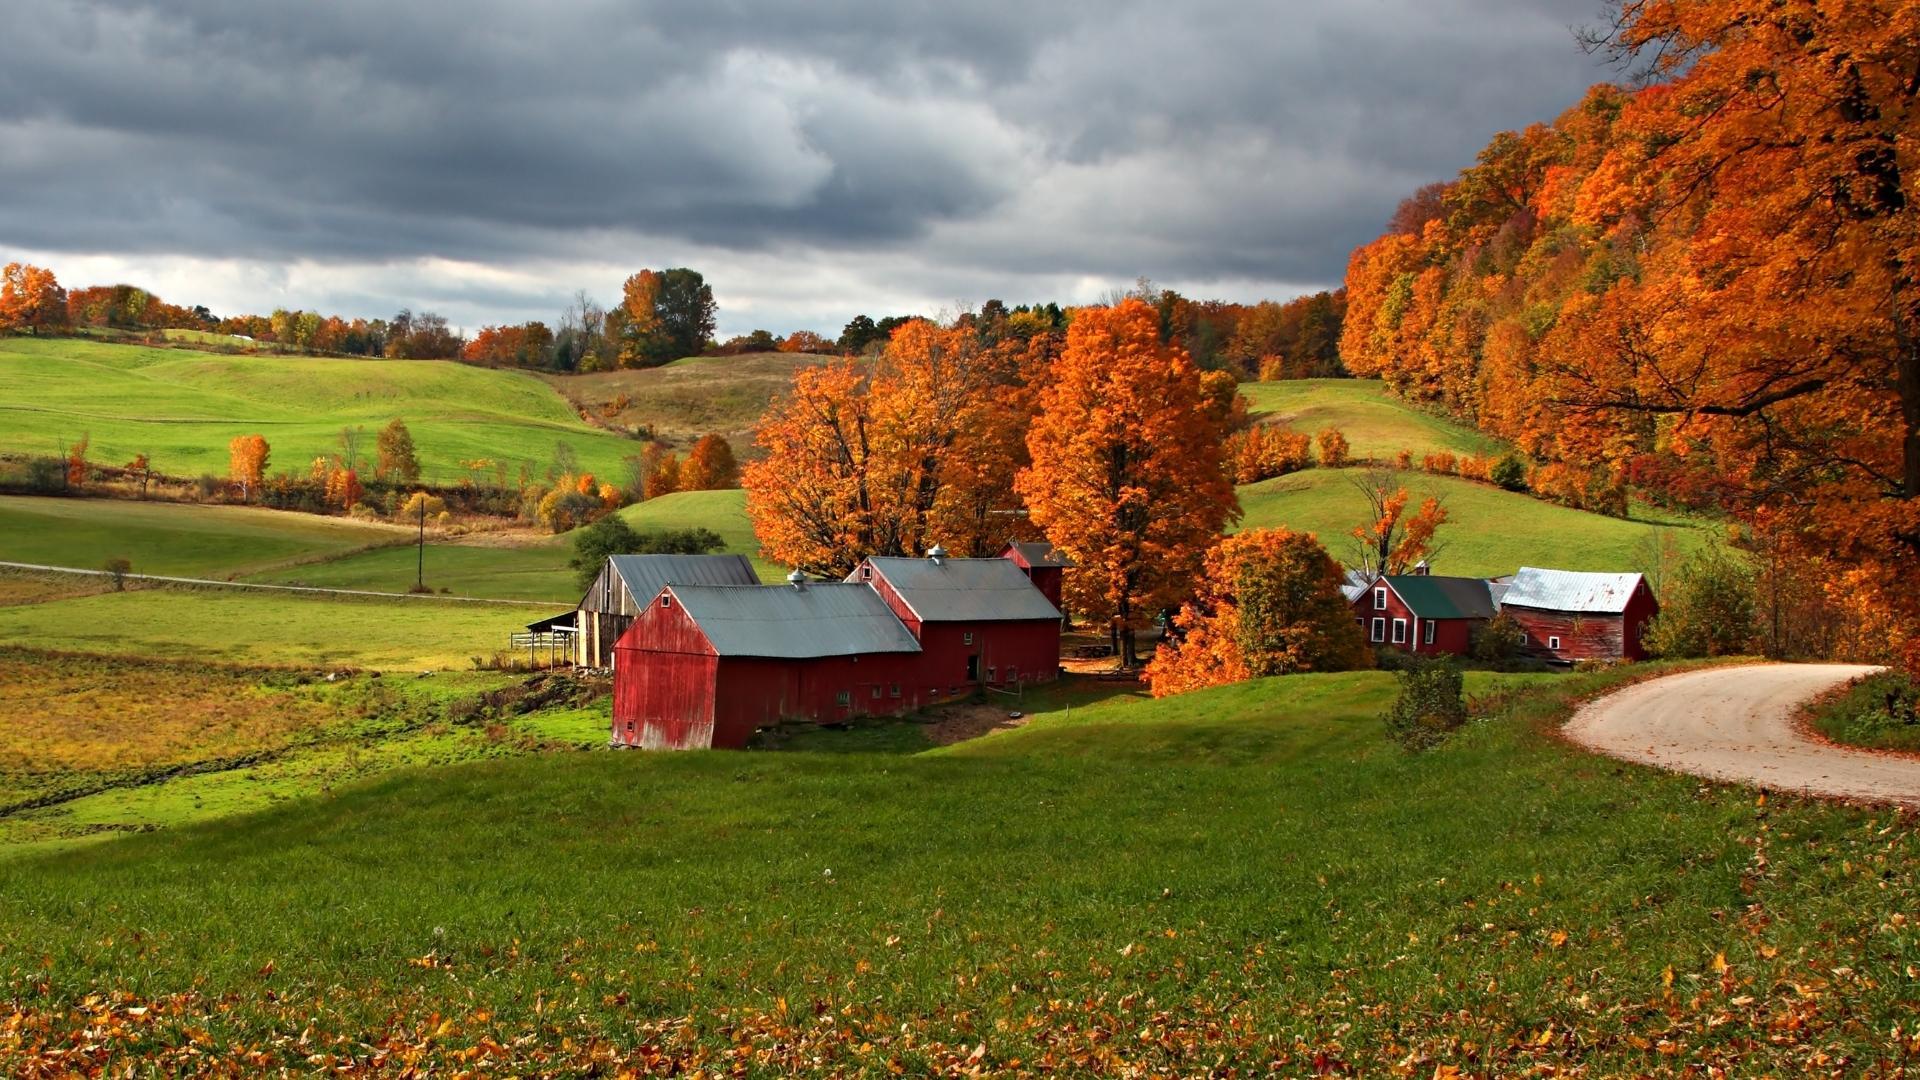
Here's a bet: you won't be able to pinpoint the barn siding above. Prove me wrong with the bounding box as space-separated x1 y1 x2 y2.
611 593 719 749
1508 609 1625 663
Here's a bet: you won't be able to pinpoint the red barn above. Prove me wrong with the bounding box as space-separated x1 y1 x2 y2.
1350 574 1497 657
999 541 1070 611
850 550 1063 691
612 581 925 750
1497 567 1658 663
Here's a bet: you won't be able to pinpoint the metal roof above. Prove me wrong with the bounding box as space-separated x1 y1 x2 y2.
1340 568 1376 604
857 556 1063 622
1381 575 1498 620
667 583 923 658
607 553 758 600
1500 567 1646 614
1002 541 1073 568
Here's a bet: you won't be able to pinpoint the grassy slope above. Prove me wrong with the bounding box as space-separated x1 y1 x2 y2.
0 588 528 670
2 664 1914 1074
0 494 403 578
1239 378 1505 459
620 487 778 579
546 352 821 450
1806 669 1920 754
0 336 640 483
1239 467 1707 578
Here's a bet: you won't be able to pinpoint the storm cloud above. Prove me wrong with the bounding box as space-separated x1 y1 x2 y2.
0 0 1615 334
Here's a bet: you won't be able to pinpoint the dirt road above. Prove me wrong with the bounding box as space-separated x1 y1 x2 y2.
1564 663 1917 805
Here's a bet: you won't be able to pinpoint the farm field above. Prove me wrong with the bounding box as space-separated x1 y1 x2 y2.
0 588 531 670
1238 377 1507 460
0 336 640 484
251 538 582 602
1238 467 1708 578
547 351 821 450
0 494 404 578
3 661 1916 1073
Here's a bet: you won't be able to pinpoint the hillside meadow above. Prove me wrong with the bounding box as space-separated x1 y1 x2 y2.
547 351 822 450
2 662 1915 1074
1239 377 1506 460
0 336 641 484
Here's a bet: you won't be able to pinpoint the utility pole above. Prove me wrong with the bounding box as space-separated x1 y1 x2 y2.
416 496 426 592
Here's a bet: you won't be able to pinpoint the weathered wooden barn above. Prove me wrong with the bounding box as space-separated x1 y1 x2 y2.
1351 573 1498 656
612 580 926 750
999 541 1070 611
1498 567 1657 663
573 553 758 667
850 549 1064 692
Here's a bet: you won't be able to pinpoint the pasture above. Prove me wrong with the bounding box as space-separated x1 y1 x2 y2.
0 494 404 578
1238 467 1707 578
548 351 820 449
0 336 640 484
1239 377 1506 460
3 662 1915 1074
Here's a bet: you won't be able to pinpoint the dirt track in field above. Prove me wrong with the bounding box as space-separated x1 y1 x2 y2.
1565 663 1916 805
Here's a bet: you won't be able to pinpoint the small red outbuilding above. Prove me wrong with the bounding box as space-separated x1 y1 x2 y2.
1349 574 1498 657
1496 567 1658 663
612 581 926 750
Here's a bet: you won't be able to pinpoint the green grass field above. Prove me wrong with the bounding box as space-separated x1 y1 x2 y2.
0 588 530 670
0 494 404 578
1239 378 1506 460
547 351 820 450
1239 467 1708 578
0 336 642 484
250 540 582 602
2 662 1914 1073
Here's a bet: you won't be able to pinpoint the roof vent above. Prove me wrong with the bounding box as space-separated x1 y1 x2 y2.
926 544 947 561
786 568 807 589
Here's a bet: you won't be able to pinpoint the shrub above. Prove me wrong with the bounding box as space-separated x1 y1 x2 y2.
1490 453 1528 491
1420 451 1457 476
1382 657 1468 751
1227 426 1314 484
1470 612 1526 663
23 456 67 493
1644 544 1756 658
567 516 726 588
1394 449 1413 469
194 473 220 500
103 557 132 591
1315 428 1351 468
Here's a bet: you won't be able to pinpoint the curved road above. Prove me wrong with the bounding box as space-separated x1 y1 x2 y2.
1565 663 1919 805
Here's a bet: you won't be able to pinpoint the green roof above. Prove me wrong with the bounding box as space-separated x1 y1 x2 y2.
1382 575 1496 620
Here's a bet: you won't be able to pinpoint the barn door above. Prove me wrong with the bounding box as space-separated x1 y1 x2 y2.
966 654 980 682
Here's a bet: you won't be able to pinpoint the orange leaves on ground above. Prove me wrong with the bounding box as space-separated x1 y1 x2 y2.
1145 527 1370 696
1016 299 1238 666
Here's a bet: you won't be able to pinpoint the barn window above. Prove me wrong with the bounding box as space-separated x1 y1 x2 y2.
1373 587 1387 610
860 565 872 580
1370 617 1385 643
987 666 997 682
1424 621 1435 645
1548 635 1562 651
1392 618 1407 644
835 690 851 706
1006 667 1017 682
963 632 974 646
871 684 882 699
660 594 672 609
889 683 901 698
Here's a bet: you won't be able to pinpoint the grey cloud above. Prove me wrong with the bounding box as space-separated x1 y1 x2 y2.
0 0 1613 317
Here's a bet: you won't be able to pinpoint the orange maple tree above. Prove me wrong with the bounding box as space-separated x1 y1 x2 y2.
1144 527 1371 697
680 434 739 491
1015 299 1239 666
227 435 270 501
0 263 69 335
1349 469 1448 576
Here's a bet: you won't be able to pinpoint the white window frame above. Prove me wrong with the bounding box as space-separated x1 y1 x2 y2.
1424 621 1436 645
1547 635 1562 651
660 594 672 609
1392 618 1408 644
835 690 851 706
1370 617 1386 643
963 632 974 646
1373 586 1387 610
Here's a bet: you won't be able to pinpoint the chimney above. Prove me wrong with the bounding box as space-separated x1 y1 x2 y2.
786 568 807 590
926 544 946 563
1413 558 1431 576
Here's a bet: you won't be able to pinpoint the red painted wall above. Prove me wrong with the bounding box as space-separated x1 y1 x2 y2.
1347 583 1478 657
911 620 1062 695
1507 580 1659 662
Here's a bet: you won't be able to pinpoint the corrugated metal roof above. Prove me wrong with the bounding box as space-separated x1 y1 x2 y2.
1003 541 1073 568
1487 581 1512 608
1340 568 1377 604
858 556 1063 622
1382 575 1498 620
608 553 759 599
1500 567 1645 614
668 583 922 658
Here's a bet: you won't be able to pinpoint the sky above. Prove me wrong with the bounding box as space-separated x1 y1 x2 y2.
0 0 1617 338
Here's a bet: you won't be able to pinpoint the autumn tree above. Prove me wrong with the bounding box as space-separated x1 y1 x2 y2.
1317 428 1351 468
615 268 715 367
377 419 422 483
1349 469 1448 575
228 434 270 501
1016 299 1239 666
1144 528 1371 696
125 453 152 498
681 434 738 490
0 263 69 335
643 452 681 500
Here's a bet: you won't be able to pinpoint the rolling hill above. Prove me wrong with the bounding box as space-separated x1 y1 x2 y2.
546 351 823 450
0 336 643 484
1237 377 1506 460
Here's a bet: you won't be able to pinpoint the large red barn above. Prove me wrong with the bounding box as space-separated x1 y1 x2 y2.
1496 567 1658 663
1349 574 1498 657
612 581 926 750
850 551 1064 693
